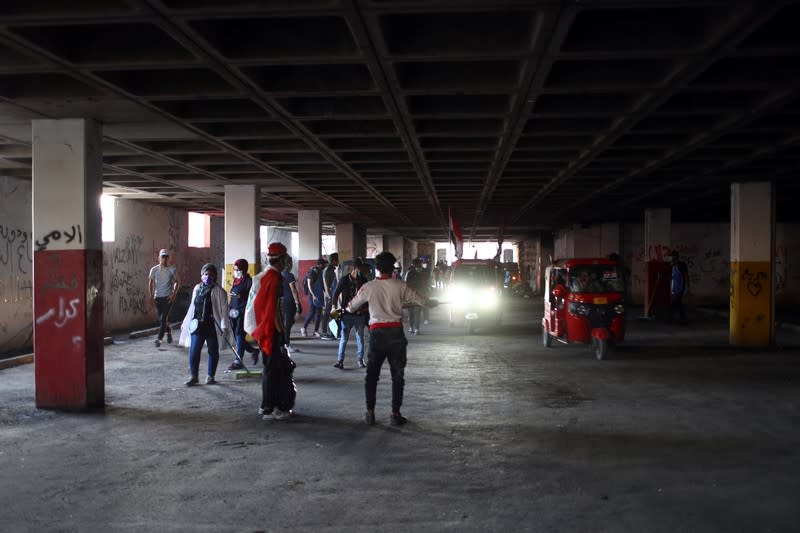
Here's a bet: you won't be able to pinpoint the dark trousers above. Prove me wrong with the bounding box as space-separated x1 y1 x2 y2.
231 315 257 357
365 327 407 413
261 334 295 412
282 300 297 344
155 296 171 340
408 306 421 331
669 292 686 322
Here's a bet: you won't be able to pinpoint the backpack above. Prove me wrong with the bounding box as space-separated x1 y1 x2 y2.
302 267 318 295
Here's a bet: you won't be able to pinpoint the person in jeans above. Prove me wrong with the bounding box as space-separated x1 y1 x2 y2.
332 258 369 369
178 264 228 386
148 248 180 347
300 257 326 338
321 252 340 340
343 251 434 426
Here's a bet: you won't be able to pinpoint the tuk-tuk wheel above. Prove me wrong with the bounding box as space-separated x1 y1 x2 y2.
595 338 610 360
542 327 552 348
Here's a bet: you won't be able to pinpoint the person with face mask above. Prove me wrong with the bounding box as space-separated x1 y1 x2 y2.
178 263 229 386
226 259 260 371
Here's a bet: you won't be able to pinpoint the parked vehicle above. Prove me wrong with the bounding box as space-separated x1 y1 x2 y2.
542 258 625 360
447 259 502 334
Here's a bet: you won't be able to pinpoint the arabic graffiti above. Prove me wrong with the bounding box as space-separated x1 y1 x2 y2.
35 225 82 251
36 297 81 328
0 223 32 274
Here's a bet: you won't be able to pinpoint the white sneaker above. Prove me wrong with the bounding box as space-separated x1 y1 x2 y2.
273 409 292 421
285 344 300 354
313 331 322 338
423 320 430 325
299 327 307 337
408 327 414 333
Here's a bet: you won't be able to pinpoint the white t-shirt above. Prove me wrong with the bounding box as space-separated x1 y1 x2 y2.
346 277 425 326
149 264 177 298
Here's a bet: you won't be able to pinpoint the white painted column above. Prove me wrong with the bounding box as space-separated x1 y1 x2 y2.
32 118 104 410
298 210 321 289
730 182 774 347
224 184 259 289
643 208 671 318
335 222 367 262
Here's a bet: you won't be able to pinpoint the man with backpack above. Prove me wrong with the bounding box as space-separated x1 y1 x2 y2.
331 257 369 369
299 257 326 337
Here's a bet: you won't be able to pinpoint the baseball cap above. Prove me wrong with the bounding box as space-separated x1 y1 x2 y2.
267 242 287 256
159 249 168 257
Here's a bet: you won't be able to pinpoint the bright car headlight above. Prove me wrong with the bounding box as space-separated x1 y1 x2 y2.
481 287 498 308
448 286 468 307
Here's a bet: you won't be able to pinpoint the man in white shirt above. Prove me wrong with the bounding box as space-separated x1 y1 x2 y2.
345 251 433 426
148 249 180 347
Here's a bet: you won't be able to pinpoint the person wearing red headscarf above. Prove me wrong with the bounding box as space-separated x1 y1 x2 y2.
225 258 260 371
249 242 296 420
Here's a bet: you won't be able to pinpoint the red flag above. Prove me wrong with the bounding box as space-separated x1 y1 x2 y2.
251 268 282 354
448 208 463 259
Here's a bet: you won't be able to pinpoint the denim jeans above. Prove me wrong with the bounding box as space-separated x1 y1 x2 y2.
231 315 256 357
408 306 421 331
337 313 366 362
365 326 407 412
188 321 220 378
302 295 322 331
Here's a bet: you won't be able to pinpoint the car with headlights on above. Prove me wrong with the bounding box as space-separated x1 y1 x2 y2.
447 259 502 334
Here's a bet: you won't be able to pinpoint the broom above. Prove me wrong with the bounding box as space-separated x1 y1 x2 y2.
215 319 261 379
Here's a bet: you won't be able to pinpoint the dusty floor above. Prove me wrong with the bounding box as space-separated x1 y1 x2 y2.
1 299 800 532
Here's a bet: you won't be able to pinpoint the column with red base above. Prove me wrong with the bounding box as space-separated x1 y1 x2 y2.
643 208 671 318
32 119 104 410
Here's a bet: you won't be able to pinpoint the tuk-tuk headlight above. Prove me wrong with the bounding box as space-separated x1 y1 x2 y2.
568 302 590 316
614 304 624 314
482 287 498 308
448 286 468 308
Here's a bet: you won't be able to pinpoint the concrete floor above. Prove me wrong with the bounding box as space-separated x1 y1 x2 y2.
1 299 799 532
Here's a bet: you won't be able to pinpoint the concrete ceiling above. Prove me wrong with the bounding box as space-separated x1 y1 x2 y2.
1 0 799 242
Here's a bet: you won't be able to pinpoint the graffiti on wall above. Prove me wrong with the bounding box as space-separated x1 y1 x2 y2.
105 233 149 316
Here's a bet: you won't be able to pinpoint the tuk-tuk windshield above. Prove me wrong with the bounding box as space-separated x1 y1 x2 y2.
452 264 496 286
569 264 624 293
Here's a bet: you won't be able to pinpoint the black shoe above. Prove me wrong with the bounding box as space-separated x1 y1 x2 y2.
333 361 344 369
166 332 173 344
365 411 375 426
357 359 366 368
155 339 161 348
184 376 198 386
205 375 216 385
227 361 243 371
390 413 407 426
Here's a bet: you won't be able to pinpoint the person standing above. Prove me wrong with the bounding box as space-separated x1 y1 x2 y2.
332 258 369 369
249 242 295 421
403 258 425 335
178 264 228 386
281 255 303 354
321 252 340 340
226 258 259 371
148 248 180 347
300 257 326 338
669 250 689 323
343 251 434 426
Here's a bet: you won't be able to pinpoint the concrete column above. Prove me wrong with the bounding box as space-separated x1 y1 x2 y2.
600 222 621 258
298 210 321 288
383 235 403 271
32 119 104 410
223 184 259 290
335 222 367 262
643 208 671 318
730 182 774 347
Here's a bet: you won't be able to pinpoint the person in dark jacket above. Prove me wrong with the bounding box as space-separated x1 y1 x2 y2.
332 258 369 369
226 258 260 371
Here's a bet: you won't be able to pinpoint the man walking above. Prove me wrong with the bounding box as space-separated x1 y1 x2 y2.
343 251 434 426
321 252 340 340
668 250 689 324
148 248 180 347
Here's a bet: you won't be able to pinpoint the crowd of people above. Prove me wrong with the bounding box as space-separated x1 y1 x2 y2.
150 246 438 426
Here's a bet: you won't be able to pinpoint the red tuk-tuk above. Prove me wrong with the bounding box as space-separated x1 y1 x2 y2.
542 258 625 360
